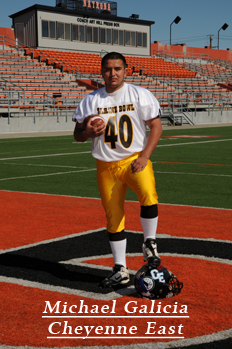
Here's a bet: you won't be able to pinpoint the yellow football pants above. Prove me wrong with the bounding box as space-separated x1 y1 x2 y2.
96 152 158 233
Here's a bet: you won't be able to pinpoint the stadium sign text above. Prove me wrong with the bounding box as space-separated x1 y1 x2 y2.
83 0 111 11
77 17 120 27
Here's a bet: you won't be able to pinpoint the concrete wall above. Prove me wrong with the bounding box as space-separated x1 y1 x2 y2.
0 115 75 134
0 110 231 135
13 10 37 47
151 41 232 61
193 110 232 124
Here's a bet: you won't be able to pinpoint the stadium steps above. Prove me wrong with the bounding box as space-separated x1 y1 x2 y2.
161 112 194 126
1 47 232 118
24 48 227 110
0 49 92 113
125 56 196 78
180 61 232 84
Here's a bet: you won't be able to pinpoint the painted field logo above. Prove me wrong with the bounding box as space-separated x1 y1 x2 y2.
0 228 231 347
0 229 231 299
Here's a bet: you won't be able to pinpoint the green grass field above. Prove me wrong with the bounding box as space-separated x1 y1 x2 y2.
0 125 231 209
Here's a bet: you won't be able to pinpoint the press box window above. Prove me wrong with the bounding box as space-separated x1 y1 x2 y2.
137 32 147 47
100 28 106 43
93 27 99 43
49 22 56 39
57 22 64 40
86 26 92 42
119 30 124 45
100 28 112 44
137 32 142 47
143 33 147 47
113 29 118 45
86 27 98 43
72 24 78 41
125 31 130 46
42 20 56 39
42 21 48 38
79 25 85 42
125 31 136 47
131 32 136 46
106 29 112 44
65 23 71 41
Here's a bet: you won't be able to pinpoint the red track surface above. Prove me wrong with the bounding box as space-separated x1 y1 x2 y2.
0 190 231 347
1 190 231 250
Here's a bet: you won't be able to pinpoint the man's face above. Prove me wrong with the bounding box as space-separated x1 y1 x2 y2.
101 59 127 93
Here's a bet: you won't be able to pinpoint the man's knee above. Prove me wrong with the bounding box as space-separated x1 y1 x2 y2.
140 204 158 218
108 230 126 241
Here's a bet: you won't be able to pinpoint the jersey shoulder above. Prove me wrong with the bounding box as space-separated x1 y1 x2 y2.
126 83 158 104
79 87 106 110
72 87 105 122
126 83 154 97
85 87 105 101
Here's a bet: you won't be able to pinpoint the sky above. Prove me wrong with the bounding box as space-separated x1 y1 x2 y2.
1 0 232 51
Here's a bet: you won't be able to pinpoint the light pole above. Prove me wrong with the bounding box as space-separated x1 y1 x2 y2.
170 16 181 45
218 23 228 49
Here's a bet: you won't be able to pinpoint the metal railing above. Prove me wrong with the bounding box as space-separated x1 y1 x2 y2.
160 91 232 123
153 49 232 71
153 49 210 63
1 40 232 127
0 35 81 79
1 89 231 125
0 91 81 124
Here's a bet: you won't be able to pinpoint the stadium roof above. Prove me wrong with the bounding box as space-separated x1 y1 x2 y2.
9 4 155 26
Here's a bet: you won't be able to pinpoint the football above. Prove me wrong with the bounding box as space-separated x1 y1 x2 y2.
85 114 105 127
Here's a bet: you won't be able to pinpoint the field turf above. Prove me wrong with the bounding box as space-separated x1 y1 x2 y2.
0 125 231 209
0 125 232 349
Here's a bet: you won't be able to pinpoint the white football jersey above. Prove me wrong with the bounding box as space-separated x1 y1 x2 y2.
72 83 162 162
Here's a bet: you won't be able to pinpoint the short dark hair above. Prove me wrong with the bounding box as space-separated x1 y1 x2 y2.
101 52 127 68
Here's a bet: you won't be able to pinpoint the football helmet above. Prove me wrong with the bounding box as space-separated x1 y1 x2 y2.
134 264 183 299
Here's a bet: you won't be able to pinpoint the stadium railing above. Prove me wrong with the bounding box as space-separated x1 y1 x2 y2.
1 36 232 126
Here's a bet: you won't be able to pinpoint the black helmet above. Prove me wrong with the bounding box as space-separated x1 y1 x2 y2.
134 264 183 299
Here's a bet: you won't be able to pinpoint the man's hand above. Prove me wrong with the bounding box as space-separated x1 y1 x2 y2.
85 117 106 138
74 117 105 143
131 156 148 174
131 117 162 174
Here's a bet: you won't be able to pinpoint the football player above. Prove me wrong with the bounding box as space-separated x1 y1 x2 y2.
73 52 163 288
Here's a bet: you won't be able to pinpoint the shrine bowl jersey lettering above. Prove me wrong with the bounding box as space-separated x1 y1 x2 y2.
72 83 162 162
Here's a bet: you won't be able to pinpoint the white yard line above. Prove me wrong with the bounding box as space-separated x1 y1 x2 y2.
154 170 232 177
0 168 97 181
0 138 231 181
0 168 231 182
1 162 88 169
0 138 232 161
0 151 91 161
156 138 232 147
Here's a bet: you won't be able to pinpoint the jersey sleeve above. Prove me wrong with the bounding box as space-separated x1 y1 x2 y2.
72 93 95 123
138 88 162 121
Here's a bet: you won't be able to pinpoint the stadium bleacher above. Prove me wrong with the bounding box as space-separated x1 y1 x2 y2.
1 43 232 125
180 61 232 84
0 48 91 114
